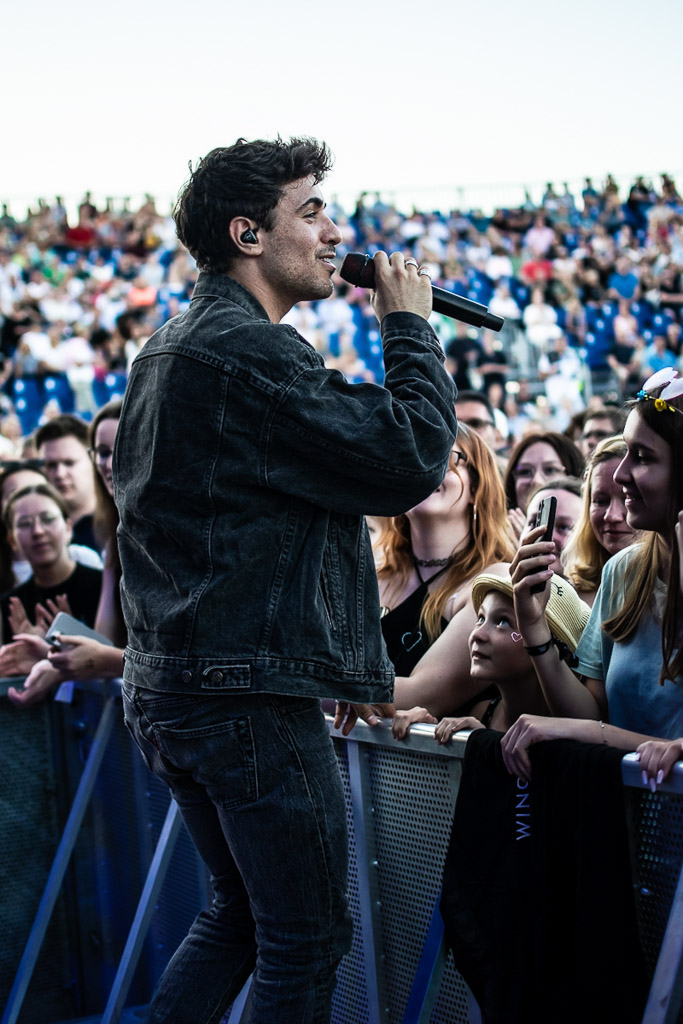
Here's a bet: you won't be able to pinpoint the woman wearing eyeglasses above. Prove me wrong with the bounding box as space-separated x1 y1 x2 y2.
501 369 683 786
503 430 585 545
0 483 102 641
7 402 125 706
374 424 515 718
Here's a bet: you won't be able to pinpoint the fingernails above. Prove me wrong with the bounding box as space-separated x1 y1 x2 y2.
635 751 641 761
642 771 648 786
649 778 657 793
657 770 664 785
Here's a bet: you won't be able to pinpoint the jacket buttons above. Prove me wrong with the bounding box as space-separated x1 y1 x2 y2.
181 670 193 684
209 669 224 685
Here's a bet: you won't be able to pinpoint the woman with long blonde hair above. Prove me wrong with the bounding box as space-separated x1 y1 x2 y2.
376 424 515 717
561 435 638 605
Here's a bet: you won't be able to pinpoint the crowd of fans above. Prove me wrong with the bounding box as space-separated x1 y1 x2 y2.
2 173 683 1020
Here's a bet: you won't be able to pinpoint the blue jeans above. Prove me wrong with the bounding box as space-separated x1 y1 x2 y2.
122 685 352 1024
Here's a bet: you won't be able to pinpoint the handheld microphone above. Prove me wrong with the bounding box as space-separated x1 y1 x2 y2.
339 252 505 332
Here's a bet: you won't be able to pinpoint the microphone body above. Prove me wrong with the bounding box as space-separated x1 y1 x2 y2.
339 252 504 332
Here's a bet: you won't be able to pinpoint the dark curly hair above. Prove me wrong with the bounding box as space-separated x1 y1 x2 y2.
174 137 334 273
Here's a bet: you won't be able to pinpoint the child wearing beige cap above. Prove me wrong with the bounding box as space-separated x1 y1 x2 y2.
392 572 590 741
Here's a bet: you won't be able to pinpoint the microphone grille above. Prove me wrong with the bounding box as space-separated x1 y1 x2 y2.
339 253 376 288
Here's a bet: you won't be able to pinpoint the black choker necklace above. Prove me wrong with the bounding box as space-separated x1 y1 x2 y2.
413 555 452 568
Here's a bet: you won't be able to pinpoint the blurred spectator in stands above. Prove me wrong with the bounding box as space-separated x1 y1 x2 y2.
576 260 604 306
444 326 482 392
667 320 682 355
524 214 555 258
657 263 683 317
522 286 562 349
537 334 584 430
582 177 599 206
563 437 637 606
562 295 587 346
607 256 640 302
0 204 16 232
642 333 677 377
485 381 510 448
0 412 22 458
35 414 97 552
488 281 521 323
519 250 554 286
485 246 513 283
126 274 158 310
626 176 655 236
475 330 508 396
504 379 539 440
613 298 639 346
578 405 627 457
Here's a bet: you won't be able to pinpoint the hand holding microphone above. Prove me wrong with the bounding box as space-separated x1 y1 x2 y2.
340 251 505 331
364 251 433 323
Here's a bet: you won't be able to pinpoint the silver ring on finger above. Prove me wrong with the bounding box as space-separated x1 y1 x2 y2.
418 267 432 278
404 258 418 269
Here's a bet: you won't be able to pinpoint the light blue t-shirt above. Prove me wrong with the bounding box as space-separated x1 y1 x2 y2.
574 545 683 738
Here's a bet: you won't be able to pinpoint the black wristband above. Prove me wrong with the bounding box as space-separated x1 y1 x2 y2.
523 638 553 656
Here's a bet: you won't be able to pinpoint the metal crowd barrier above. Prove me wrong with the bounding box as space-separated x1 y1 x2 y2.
2 679 683 1024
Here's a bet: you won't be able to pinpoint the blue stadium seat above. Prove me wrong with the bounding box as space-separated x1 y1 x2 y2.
11 377 44 433
92 373 128 407
43 373 75 413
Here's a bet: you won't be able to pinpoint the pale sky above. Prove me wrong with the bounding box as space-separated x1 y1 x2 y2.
6 0 683 216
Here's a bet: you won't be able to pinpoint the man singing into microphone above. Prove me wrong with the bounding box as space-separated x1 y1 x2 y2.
115 137 456 1024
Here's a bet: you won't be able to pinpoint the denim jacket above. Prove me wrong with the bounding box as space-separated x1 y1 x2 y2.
114 272 457 704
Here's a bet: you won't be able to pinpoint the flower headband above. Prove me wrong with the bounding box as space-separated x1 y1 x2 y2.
636 368 683 414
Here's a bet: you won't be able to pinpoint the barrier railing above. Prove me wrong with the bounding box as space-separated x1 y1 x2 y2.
2 679 683 1024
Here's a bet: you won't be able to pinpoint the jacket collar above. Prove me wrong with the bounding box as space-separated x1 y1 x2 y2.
191 271 271 322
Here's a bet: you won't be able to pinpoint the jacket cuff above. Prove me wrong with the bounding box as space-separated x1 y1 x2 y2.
380 312 443 357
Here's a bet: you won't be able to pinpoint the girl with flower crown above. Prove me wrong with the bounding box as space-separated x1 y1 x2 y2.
502 368 683 785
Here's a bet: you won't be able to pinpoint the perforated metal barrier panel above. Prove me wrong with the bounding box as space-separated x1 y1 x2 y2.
330 735 472 1023
0 687 75 1023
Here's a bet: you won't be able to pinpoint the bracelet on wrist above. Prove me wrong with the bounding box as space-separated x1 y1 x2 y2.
523 637 553 657
523 634 579 667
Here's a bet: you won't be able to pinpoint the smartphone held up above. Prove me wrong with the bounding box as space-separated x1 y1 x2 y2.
530 495 557 595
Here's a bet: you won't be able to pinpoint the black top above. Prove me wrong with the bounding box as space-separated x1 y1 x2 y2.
1 562 102 639
480 694 502 728
71 513 98 554
381 580 447 676
382 576 499 713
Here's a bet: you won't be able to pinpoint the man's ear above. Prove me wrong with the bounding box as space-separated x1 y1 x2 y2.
229 218 263 256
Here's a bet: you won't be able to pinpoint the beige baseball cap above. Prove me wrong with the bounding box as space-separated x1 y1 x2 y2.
471 572 590 652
